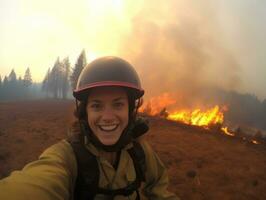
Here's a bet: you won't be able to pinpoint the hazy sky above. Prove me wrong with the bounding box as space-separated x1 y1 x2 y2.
0 0 265 100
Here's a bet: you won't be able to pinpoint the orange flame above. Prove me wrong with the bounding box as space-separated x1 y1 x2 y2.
139 93 176 115
221 127 235 136
167 105 224 127
251 140 259 144
140 95 262 145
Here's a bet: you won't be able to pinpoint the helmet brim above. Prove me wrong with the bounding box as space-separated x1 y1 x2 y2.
73 81 144 101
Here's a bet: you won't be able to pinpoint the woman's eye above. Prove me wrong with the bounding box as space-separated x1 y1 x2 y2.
114 102 124 108
90 104 101 109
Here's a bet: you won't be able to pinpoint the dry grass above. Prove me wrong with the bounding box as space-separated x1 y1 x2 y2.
0 100 266 200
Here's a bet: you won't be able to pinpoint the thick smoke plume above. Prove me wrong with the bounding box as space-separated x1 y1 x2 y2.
119 0 266 131
120 0 241 109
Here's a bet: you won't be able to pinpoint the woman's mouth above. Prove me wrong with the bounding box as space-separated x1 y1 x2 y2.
98 124 119 132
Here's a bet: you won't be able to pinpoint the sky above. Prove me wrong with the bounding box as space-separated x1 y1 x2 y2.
0 0 265 100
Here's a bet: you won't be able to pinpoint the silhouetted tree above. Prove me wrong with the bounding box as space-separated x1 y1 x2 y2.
61 57 71 99
0 75 2 91
7 69 17 99
0 76 8 101
42 68 50 98
17 76 26 99
57 58 66 99
0 75 2 100
8 69 17 82
23 67 32 87
50 57 61 99
3 76 8 87
70 49 87 90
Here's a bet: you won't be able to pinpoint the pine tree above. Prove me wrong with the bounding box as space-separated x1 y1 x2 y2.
57 59 66 99
23 67 32 87
8 69 17 82
70 49 87 90
50 57 61 99
1 76 8 101
17 76 25 99
42 68 50 97
61 57 71 99
8 69 17 99
3 76 8 86
0 75 2 100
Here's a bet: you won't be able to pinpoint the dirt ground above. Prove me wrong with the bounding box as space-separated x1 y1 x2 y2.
0 100 266 200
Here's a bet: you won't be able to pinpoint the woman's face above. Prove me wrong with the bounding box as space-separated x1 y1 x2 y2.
86 87 129 145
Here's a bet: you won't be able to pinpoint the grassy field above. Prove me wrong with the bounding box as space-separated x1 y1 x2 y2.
0 100 265 200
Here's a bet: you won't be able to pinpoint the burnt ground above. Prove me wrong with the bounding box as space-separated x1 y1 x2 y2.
0 100 266 200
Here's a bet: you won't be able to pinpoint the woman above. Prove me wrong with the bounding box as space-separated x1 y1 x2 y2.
0 56 179 200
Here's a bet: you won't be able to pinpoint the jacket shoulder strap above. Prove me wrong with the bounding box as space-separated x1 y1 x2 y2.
68 138 99 200
68 137 146 200
127 141 146 182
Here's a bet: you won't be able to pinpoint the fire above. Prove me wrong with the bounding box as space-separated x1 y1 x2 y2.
140 93 225 127
221 127 235 136
139 93 176 116
167 105 224 127
140 94 262 145
251 140 259 144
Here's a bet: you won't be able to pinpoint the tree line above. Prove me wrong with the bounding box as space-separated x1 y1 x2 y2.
0 50 87 101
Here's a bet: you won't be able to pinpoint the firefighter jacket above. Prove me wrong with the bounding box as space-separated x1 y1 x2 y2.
0 139 179 200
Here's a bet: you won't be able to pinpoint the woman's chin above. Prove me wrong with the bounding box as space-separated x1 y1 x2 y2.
99 138 118 146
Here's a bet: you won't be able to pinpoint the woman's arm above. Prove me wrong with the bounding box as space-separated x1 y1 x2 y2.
0 140 77 200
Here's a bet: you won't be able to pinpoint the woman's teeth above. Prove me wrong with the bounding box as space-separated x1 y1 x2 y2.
98 124 119 132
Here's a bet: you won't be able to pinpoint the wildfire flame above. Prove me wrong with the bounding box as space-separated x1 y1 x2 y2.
221 127 235 136
251 140 259 144
167 105 224 127
140 94 261 145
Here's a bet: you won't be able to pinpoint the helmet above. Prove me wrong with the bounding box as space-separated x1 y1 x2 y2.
73 56 144 101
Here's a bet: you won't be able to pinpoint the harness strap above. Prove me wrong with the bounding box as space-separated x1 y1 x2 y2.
69 140 99 200
68 138 146 200
127 141 146 182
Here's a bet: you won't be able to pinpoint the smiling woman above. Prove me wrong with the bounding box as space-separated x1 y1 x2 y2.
86 87 129 146
0 56 179 200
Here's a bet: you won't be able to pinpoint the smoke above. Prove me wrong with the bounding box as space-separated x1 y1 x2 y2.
120 0 242 108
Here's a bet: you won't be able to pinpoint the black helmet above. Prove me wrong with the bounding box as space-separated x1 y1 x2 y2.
73 56 144 101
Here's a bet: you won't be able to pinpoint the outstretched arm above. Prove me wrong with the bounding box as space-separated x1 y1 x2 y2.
0 140 77 200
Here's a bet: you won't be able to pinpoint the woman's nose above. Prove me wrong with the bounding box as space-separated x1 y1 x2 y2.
101 108 116 122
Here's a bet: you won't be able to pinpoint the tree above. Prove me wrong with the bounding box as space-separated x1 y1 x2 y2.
7 69 18 99
50 57 61 99
3 76 8 87
23 67 32 87
70 49 87 90
0 76 8 101
0 75 2 100
61 57 71 99
42 68 50 97
8 69 17 82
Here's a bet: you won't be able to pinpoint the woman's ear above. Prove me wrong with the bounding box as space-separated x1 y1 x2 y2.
136 98 143 109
